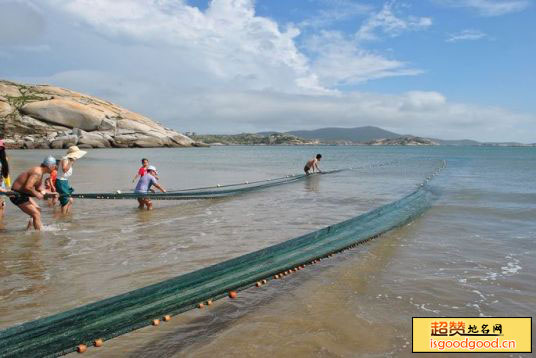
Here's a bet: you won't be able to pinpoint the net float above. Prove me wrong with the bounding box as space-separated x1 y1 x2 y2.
163 315 171 321
76 344 87 353
152 319 160 326
229 291 237 299
93 339 103 347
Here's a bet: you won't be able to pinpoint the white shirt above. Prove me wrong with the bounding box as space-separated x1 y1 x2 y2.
58 159 73 180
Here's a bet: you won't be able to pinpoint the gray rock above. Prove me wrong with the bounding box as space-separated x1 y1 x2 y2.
71 128 87 137
78 132 110 148
50 134 78 149
98 118 116 131
46 132 58 141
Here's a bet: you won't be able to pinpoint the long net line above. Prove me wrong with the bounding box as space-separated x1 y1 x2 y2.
0 160 446 357
0 162 382 201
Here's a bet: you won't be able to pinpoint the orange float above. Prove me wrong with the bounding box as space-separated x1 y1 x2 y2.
163 315 172 322
229 291 238 299
76 344 87 353
152 319 160 326
93 339 103 347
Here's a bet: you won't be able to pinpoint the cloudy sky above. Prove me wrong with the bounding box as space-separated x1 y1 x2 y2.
0 0 534 141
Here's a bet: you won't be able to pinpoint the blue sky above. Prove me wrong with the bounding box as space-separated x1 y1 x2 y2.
0 0 535 142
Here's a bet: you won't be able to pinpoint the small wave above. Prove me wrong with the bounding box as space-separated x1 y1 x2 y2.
39 224 63 232
501 255 521 275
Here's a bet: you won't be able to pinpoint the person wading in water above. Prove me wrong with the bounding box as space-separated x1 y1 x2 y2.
56 146 87 215
134 166 166 210
9 156 58 230
0 139 11 219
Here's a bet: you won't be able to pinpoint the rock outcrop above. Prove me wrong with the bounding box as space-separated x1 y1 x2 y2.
0 80 196 149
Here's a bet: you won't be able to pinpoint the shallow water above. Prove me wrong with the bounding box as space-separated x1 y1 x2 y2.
0 146 534 357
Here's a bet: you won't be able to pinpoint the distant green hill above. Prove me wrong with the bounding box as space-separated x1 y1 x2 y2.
260 126 400 143
189 132 317 145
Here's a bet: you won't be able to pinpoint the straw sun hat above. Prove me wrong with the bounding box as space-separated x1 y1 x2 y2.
63 145 87 160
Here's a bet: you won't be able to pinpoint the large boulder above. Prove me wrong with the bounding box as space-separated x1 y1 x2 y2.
0 83 21 97
21 99 104 131
78 132 111 148
0 101 12 117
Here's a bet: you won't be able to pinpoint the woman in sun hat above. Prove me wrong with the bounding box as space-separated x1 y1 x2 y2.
56 145 87 214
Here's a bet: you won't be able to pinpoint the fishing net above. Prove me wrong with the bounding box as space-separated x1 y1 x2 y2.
0 161 445 357
0 171 334 201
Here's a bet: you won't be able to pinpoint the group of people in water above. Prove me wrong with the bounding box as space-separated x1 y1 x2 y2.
0 141 322 231
0 143 87 230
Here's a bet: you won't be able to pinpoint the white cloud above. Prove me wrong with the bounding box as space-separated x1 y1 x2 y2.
305 31 422 86
298 0 372 29
435 0 530 16
356 1 432 41
446 29 487 42
46 0 320 94
39 0 424 91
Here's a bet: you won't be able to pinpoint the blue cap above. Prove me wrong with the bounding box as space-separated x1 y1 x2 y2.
42 156 57 167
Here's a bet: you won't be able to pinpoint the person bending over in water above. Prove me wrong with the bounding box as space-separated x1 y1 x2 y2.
135 166 166 210
10 156 58 230
304 154 322 175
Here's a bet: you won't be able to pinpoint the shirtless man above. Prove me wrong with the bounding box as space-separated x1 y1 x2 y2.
304 154 322 175
10 156 58 230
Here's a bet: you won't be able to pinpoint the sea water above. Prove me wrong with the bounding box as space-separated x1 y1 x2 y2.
0 146 534 357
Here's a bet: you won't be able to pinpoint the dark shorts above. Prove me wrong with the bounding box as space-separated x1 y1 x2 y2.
135 191 150 200
304 165 311 173
55 179 74 207
9 191 31 206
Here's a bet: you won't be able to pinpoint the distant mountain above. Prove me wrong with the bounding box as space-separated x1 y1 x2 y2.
251 126 533 146
280 126 401 143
